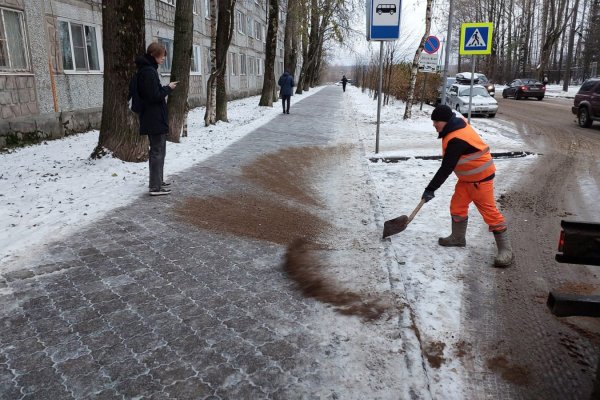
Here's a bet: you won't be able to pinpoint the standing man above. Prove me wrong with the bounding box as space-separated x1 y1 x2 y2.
278 70 294 114
136 42 178 196
421 105 514 267
341 75 348 92
542 74 549 87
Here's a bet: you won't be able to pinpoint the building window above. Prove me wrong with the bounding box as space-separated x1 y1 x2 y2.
229 52 237 75
58 20 101 72
191 45 202 74
193 0 198 14
247 16 253 37
256 58 262 75
0 8 29 71
204 0 211 17
254 21 262 41
240 53 246 75
236 10 245 34
160 0 176 5
157 38 173 73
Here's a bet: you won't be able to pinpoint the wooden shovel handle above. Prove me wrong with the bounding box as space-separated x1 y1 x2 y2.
407 199 426 223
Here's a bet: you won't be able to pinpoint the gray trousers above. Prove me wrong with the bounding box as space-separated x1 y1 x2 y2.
148 134 166 190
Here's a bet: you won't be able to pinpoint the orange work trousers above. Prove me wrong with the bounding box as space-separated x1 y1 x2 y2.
449 179 506 232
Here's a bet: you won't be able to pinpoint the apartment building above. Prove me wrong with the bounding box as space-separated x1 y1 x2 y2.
0 0 291 148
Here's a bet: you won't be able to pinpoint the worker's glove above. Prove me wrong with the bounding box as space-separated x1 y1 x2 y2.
422 189 435 202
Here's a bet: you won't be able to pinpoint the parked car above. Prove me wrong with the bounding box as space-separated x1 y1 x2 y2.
571 78 600 128
456 72 495 96
446 83 498 117
502 78 545 100
435 76 456 105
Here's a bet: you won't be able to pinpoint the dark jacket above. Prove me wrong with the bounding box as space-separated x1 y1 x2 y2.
426 116 494 191
135 54 173 135
342 76 348 84
278 72 294 97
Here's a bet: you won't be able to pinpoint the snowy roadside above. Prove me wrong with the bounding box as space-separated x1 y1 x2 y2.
0 88 324 270
343 84 537 398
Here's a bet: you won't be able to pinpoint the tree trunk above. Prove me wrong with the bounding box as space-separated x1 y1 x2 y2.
167 0 194 143
259 0 279 106
215 0 237 122
204 0 218 126
284 0 299 76
403 0 433 120
92 0 147 162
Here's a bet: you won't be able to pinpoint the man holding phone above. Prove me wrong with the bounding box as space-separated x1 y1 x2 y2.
135 42 178 196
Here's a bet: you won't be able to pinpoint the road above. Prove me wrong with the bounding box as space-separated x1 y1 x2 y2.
461 95 600 399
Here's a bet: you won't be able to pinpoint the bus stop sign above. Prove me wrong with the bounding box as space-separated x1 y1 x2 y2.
367 0 401 40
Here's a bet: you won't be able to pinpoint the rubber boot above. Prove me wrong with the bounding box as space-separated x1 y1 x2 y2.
493 229 514 267
438 219 468 247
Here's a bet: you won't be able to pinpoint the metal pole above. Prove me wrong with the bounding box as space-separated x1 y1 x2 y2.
375 41 384 154
468 55 475 123
441 0 454 105
420 72 428 110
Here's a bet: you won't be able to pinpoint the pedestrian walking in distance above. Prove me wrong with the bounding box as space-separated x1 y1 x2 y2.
341 75 348 92
135 42 178 196
278 70 294 114
421 105 514 267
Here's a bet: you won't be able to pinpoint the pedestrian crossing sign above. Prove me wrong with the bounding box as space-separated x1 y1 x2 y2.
460 22 493 55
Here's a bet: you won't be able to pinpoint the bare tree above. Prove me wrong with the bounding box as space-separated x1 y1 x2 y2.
259 0 279 106
92 0 147 162
167 0 194 143
403 0 433 119
204 0 218 126
215 0 237 121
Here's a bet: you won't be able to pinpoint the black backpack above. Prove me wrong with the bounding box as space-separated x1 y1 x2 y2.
128 71 144 114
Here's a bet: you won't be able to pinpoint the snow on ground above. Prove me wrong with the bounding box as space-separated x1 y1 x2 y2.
1 82 536 398
343 84 536 398
0 89 324 269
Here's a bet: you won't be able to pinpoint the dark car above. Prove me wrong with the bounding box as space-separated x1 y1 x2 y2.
571 78 600 128
502 78 545 100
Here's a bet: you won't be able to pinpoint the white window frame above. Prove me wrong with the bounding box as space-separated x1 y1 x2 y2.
247 16 253 37
254 21 262 41
229 52 237 75
236 10 245 34
193 0 198 14
0 7 30 71
160 0 176 5
240 53 247 75
256 58 262 76
204 0 211 18
58 19 103 73
191 45 202 75
157 37 174 74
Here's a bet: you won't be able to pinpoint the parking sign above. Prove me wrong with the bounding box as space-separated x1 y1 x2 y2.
367 0 401 40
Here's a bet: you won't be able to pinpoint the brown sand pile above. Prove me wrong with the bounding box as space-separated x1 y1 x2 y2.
284 239 401 321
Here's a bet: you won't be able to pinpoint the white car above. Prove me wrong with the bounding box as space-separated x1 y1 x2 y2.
446 83 498 118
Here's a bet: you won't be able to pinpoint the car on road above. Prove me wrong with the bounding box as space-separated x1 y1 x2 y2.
571 77 600 128
502 78 546 100
435 76 456 105
446 83 498 117
456 72 495 96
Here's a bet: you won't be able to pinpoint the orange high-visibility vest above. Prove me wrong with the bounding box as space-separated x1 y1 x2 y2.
442 124 496 182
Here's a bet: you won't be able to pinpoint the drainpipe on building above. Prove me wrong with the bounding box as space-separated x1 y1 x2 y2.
48 58 59 112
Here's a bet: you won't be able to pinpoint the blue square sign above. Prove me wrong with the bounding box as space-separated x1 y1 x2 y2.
367 0 401 40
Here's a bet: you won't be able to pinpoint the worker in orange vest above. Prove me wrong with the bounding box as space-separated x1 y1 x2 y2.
421 105 513 267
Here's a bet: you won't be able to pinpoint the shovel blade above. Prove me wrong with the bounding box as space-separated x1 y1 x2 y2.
382 215 409 238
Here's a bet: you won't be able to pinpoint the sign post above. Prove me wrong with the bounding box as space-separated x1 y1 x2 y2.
459 22 493 123
366 0 401 153
419 36 440 110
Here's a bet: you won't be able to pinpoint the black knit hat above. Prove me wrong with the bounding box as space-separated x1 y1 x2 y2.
431 105 454 122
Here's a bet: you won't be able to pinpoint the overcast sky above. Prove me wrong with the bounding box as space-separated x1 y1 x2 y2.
330 0 450 66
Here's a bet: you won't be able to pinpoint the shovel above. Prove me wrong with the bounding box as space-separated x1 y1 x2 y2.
382 199 426 239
